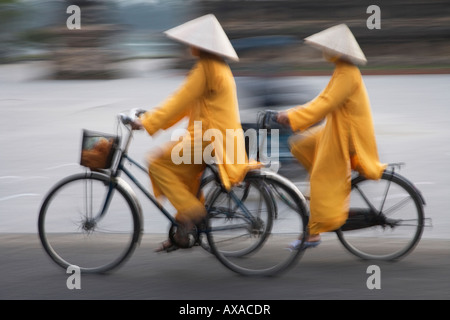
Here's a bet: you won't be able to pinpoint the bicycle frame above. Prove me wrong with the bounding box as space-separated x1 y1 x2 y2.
120 154 177 224
255 110 429 229
91 123 177 225
94 118 262 229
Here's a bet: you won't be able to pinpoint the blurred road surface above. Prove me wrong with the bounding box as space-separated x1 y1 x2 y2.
1 234 449 300
1 61 449 238
1 61 450 301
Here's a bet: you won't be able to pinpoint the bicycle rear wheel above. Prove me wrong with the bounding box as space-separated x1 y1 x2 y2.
336 170 425 261
38 172 142 273
204 170 308 276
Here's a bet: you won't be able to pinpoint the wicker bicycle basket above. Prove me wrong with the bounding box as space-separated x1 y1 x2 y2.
80 129 120 170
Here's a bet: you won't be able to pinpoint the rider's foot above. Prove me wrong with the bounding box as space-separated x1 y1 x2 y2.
155 239 178 253
288 234 321 250
306 234 321 243
172 220 198 249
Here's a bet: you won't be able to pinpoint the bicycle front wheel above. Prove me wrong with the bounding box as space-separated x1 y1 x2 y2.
38 172 142 273
336 170 425 261
204 170 308 276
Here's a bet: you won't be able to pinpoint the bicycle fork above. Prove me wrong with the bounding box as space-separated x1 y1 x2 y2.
80 178 117 232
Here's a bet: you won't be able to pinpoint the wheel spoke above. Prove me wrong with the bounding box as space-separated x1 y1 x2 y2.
337 172 424 261
383 195 413 216
38 173 140 273
203 172 307 276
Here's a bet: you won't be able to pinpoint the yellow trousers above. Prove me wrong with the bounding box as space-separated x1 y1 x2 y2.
148 140 207 224
289 127 350 235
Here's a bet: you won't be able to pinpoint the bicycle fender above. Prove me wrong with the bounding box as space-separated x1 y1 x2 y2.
114 176 145 235
85 171 145 240
250 169 310 217
386 171 427 206
351 170 426 206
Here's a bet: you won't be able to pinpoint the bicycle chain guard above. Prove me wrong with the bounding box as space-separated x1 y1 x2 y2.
340 208 397 231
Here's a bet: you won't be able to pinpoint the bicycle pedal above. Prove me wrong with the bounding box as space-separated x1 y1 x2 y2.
170 224 198 249
187 233 196 248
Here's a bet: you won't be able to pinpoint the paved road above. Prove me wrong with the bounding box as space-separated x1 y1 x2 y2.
1 234 450 301
1 63 450 238
1 62 450 302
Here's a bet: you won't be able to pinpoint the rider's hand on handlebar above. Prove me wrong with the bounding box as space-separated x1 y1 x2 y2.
276 111 291 127
130 118 144 131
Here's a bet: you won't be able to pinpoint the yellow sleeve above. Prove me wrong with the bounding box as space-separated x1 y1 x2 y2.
287 67 357 132
141 61 206 135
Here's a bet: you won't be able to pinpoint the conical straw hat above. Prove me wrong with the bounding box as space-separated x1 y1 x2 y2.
304 24 367 65
164 14 239 62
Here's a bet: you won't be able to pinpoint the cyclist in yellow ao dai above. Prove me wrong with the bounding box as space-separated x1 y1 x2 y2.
277 24 387 244
134 15 250 251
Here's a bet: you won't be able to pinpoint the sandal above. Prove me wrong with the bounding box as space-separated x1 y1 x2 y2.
155 239 178 253
287 239 321 251
172 221 197 249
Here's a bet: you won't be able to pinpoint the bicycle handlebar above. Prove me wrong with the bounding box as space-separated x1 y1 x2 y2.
257 109 279 130
118 108 147 126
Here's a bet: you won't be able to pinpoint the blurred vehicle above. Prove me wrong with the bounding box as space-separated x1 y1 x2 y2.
231 36 320 181
237 76 318 181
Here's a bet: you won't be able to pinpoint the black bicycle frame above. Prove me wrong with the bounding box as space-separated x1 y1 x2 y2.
96 124 260 229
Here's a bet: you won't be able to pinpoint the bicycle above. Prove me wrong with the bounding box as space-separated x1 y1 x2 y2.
38 109 309 276
258 110 430 261
198 162 309 276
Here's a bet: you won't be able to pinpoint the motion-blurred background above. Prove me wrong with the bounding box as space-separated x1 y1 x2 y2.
2 0 449 78
1 1 450 235
3 0 449 166
2 2 450 300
